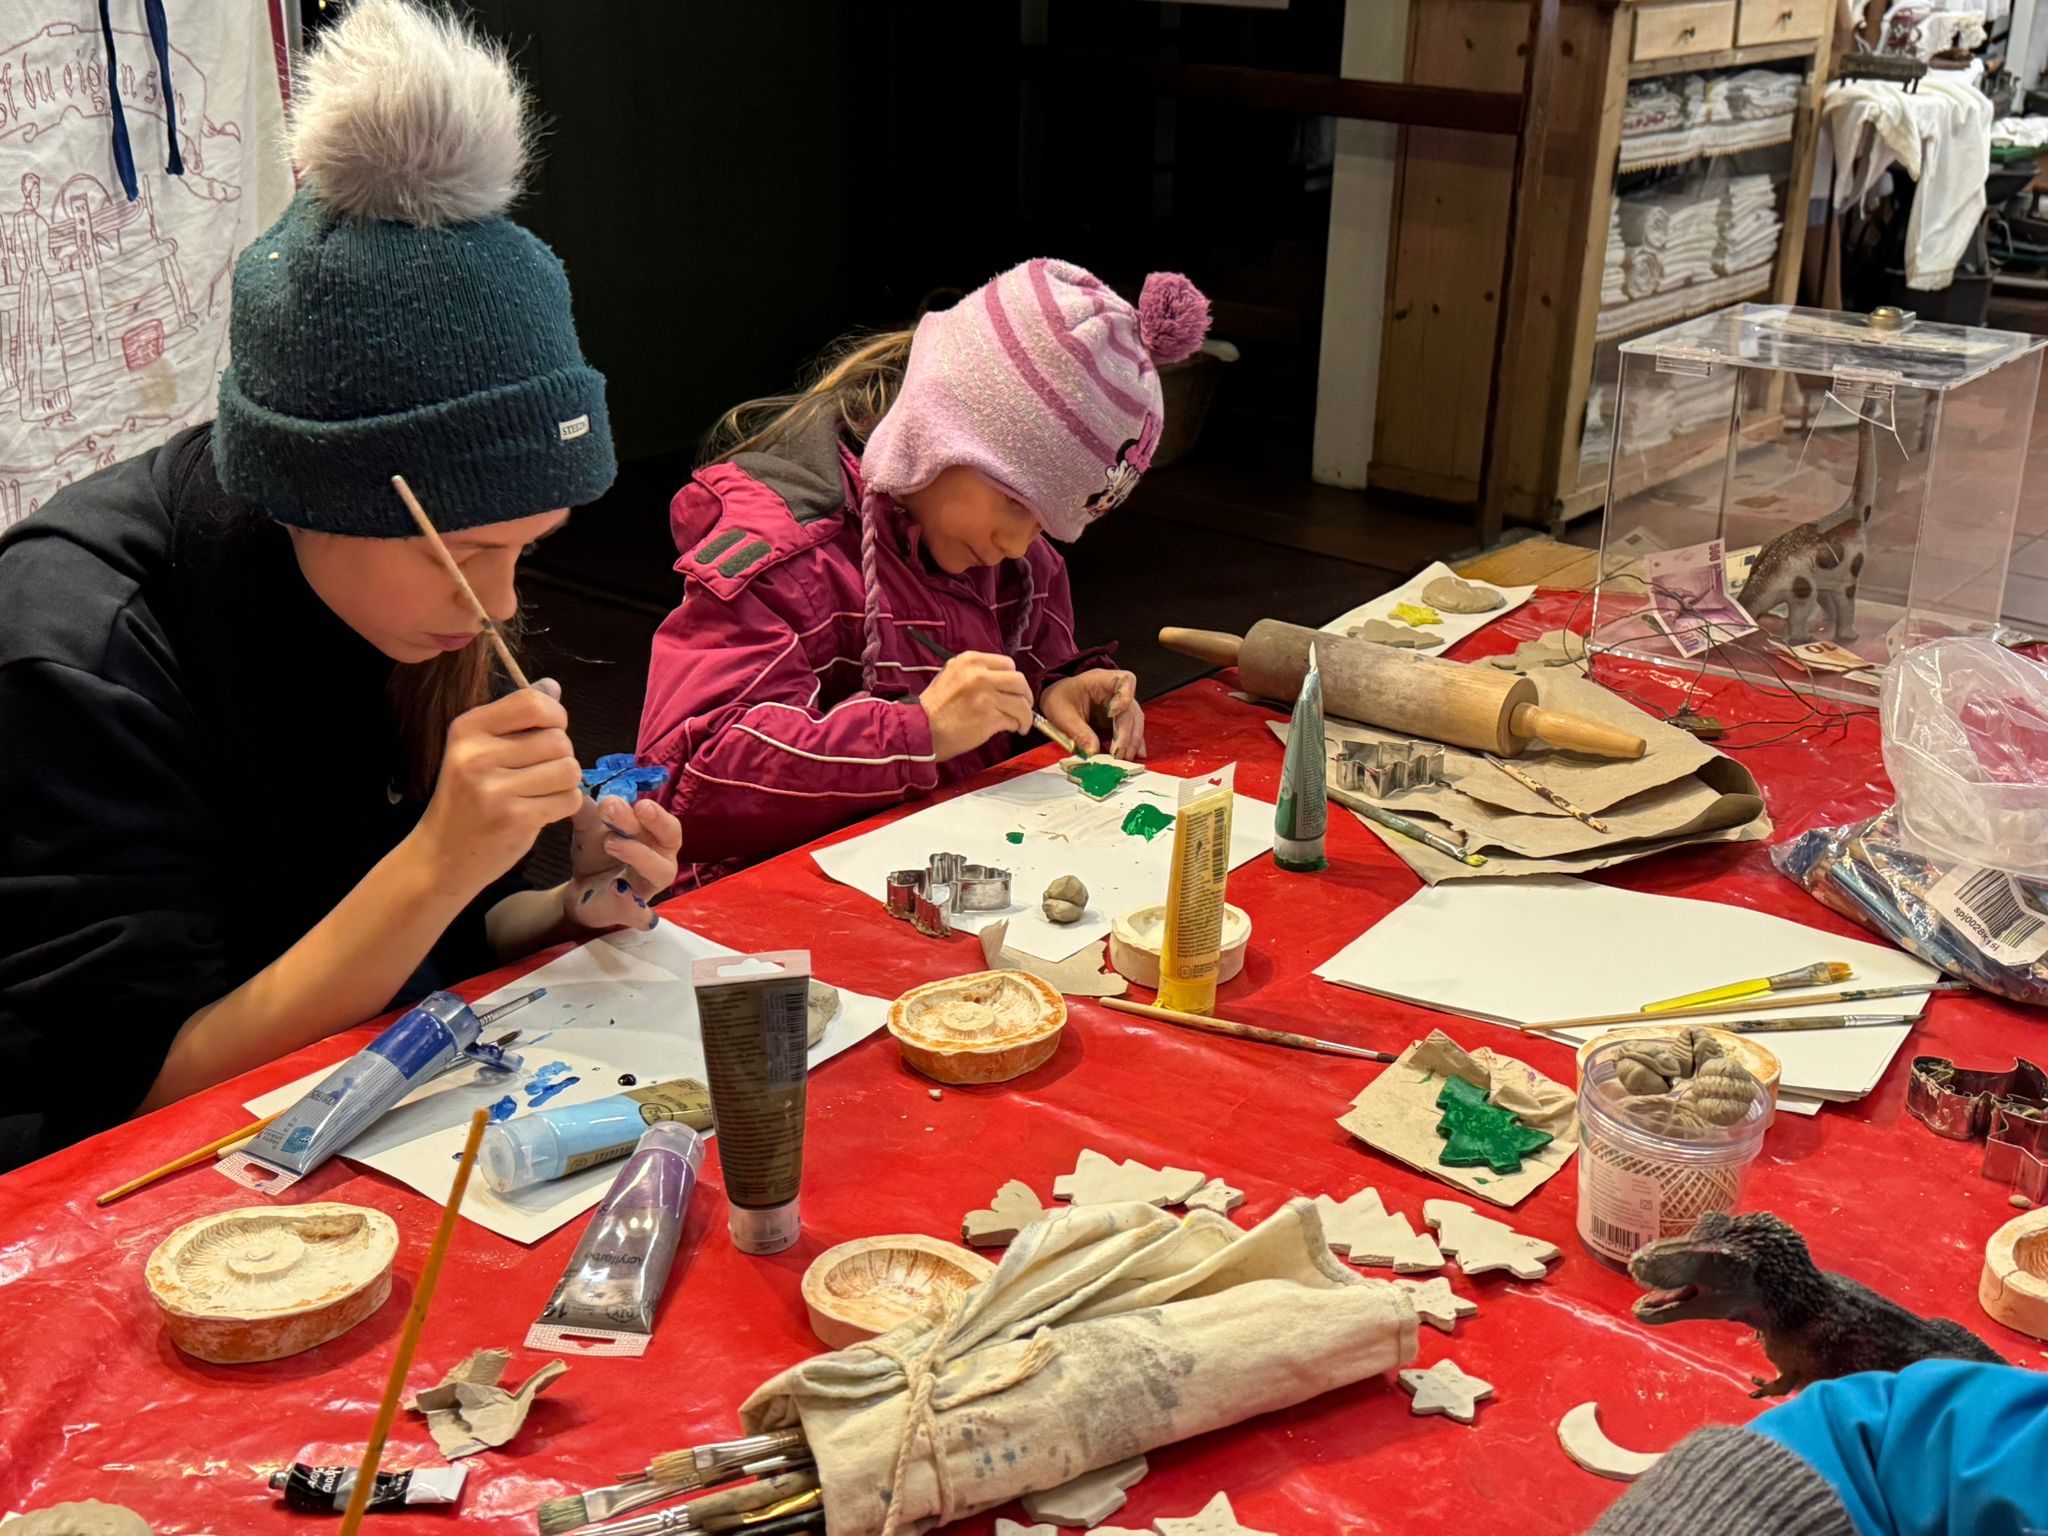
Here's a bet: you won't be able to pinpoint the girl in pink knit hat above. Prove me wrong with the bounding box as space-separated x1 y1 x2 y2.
637 258 1210 887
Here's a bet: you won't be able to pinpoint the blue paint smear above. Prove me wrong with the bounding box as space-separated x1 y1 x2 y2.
527 1075 580 1108
523 1061 572 1101
581 754 669 803
488 1095 518 1123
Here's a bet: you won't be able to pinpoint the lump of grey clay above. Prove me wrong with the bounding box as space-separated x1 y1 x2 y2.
1042 875 1089 924
806 980 841 1047
1422 576 1506 614
11 1506 153 1536
1347 619 1438 649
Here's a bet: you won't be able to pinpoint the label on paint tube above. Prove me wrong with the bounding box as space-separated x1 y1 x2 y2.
693 952 811 1254
270 1461 468 1513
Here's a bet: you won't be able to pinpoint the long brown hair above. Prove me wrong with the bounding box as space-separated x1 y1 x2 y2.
703 329 915 463
387 627 520 802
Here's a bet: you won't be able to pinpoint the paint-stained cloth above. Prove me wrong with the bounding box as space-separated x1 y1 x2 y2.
740 1200 1417 1536
637 415 1116 889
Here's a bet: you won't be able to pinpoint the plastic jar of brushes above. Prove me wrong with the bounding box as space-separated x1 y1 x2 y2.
1576 1036 1772 1267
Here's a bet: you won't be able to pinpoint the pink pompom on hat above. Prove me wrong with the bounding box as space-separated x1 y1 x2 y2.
861 258 1211 543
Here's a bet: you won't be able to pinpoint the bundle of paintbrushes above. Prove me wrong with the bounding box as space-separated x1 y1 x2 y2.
535 1430 817 1536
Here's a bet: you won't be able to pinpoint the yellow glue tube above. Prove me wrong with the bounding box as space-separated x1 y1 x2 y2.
1157 766 1236 1016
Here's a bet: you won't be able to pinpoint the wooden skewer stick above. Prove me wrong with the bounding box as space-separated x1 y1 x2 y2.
1514 980 1969 1036
95 1111 285 1207
1102 997 1398 1063
1484 754 1609 832
337 1107 488 1536
390 475 532 689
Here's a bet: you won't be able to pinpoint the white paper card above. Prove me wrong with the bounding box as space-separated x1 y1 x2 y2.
245 922 888 1243
1321 560 1536 653
1313 877 1939 1101
811 762 1275 960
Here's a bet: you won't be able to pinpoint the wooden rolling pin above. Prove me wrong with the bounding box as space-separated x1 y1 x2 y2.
1161 620 1645 759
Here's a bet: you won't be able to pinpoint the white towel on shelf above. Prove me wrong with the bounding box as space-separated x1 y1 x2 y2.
1624 247 1664 299
1618 202 1672 248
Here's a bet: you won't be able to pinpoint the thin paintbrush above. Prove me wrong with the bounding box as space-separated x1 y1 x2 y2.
1641 960 1853 1013
1519 981 1968 1035
1349 799 1489 867
391 474 532 689
1102 997 1398 1063
535 1469 816 1536
581 1486 823 1536
1484 754 1609 833
902 626 1081 755
95 1110 284 1206
644 1432 810 1493
1714 1012 1917 1035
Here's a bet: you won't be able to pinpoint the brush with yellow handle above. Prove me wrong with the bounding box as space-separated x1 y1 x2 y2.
1641 961 1854 1014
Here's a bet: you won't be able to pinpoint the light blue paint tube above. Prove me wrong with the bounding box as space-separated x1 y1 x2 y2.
477 1078 713 1195
228 992 529 1188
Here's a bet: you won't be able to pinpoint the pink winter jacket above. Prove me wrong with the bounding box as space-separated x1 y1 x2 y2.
637 418 1116 889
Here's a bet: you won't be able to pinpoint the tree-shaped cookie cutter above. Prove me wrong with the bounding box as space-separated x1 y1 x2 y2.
1332 740 1448 799
1906 1054 2048 1203
885 853 1013 938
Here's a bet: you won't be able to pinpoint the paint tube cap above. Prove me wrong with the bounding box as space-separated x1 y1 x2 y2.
729 1197 800 1255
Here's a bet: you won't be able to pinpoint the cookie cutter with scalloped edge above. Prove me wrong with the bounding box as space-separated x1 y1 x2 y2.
884 853 1013 939
1906 1054 2048 1203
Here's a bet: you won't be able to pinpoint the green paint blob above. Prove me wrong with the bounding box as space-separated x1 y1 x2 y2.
1121 803 1176 841
1070 760 1136 800
1005 831 1025 845
1434 1076 1554 1175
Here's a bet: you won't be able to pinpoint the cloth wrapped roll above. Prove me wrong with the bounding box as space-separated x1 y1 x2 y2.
741 1200 1418 1536
1618 202 1672 248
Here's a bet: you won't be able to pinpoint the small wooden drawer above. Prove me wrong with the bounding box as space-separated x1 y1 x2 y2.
1736 0 1829 46
1633 0 1737 60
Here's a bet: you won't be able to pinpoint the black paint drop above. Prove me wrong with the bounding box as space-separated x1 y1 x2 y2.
617 1073 637 1086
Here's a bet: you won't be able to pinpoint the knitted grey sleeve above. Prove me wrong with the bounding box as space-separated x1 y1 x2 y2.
1583 1428 1857 1536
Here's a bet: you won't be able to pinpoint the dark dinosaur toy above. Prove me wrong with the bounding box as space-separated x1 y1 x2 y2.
1628 1209 2002 1397
1737 414 1878 645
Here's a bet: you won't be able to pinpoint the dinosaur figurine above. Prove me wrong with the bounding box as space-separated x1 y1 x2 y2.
1737 415 1878 645
1628 1210 2002 1397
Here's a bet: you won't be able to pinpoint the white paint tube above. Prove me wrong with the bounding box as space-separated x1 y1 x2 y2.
691 951 813 1256
525 1121 705 1358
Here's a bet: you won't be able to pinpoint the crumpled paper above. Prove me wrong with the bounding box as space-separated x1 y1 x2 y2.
409 1348 569 1459
1338 1032 1579 1208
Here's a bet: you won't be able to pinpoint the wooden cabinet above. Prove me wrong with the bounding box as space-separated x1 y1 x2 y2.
1371 0 1835 529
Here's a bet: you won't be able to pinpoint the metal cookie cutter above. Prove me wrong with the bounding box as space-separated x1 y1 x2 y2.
1332 739 1448 799
1906 1054 2048 1203
885 852 1013 938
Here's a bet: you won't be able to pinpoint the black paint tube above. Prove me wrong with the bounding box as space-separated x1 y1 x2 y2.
269 1462 467 1513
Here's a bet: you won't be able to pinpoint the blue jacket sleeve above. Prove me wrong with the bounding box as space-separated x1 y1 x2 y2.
1751 1361 2048 1536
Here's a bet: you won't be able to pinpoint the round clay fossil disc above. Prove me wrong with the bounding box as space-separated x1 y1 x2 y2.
801 1234 997 1348
887 970 1066 1084
1421 576 1507 614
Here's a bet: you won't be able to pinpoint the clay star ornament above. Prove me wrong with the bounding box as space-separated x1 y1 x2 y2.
1398 1357 1495 1424
1154 1492 1278 1536
581 753 669 803
1434 1076 1553 1174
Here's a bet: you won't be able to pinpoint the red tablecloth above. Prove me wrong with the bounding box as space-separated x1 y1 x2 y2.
3 593 2040 1533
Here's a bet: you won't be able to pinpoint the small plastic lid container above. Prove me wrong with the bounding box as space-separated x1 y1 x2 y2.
729 1197 800 1255
1576 1037 1770 1267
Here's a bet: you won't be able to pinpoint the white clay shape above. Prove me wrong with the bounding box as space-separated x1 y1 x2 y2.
1022 1456 1149 1528
996 1522 1059 1536
1347 619 1438 649
1398 1358 1495 1425
7 1505 154 1536
1396 1276 1479 1334
807 980 842 1048
1154 1492 1278 1536
963 1180 1052 1248
1054 1149 1206 1207
1313 1190 1444 1273
1557 1402 1664 1482
1186 1179 1246 1216
1425 1199 1562 1281
1421 575 1507 614
1087 1529 1154 1536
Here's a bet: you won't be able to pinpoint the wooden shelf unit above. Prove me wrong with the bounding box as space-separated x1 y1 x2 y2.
1370 0 1835 533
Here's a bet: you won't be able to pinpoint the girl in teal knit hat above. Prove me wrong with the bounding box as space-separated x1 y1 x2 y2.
0 0 677 1170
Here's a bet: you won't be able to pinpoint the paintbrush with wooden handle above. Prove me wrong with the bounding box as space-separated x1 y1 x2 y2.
391 474 532 689
902 626 1080 755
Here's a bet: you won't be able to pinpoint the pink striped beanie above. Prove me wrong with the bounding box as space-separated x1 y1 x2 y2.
861 259 1211 543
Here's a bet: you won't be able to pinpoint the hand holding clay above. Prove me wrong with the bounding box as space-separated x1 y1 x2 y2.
1040 669 1147 758
921 651 1034 759
412 679 584 893
564 793 683 931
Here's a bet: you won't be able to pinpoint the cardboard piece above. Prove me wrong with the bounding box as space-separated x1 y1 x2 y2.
1424 1200 1563 1281
1398 1358 1494 1424
1053 1150 1206 1208
1312 1190 1444 1272
410 1348 568 1459
979 920 1128 999
1336 1033 1578 1208
1396 1276 1479 1334
1022 1457 1148 1527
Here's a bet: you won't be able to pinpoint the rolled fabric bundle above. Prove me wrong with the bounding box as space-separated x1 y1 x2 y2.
1624 246 1665 299
741 1200 1418 1536
1618 202 1671 248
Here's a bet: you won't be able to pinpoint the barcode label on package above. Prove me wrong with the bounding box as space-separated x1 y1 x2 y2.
1579 1152 1663 1263
1929 866 2048 965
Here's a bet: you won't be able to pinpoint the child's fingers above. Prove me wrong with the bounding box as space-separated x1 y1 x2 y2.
633 797 683 854
605 837 674 894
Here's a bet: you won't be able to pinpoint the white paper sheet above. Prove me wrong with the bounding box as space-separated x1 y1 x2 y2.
811 762 1276 961
1313 877 1940 1102
244 922 889 1243
1320 560 1536 653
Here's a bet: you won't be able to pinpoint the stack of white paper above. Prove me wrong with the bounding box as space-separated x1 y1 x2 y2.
1314 877 1940 1115
811 763 1275 961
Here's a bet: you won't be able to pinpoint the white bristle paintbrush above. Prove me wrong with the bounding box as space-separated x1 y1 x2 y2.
532 1441 810 1536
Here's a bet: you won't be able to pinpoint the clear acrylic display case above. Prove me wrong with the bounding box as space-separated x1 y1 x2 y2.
1590 304 2045 702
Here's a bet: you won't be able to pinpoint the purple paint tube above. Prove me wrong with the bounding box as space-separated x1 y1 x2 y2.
525 1121 704 1357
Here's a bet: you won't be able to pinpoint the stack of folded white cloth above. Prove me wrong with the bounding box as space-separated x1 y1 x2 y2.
1602 198 1627 306
1714 174 1780 276
1642 190 1720 290
1706 69 1802 123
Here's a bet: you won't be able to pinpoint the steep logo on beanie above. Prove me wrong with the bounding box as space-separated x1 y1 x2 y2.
558 415 591 441
1083 412 1162 519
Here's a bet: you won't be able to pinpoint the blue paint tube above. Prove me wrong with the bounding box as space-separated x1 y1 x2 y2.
477 1079 713 1195
227 992 523 1189
526 1122 705 1357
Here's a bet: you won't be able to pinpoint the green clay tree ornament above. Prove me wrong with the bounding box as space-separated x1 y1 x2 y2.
1434 1076 1554 1175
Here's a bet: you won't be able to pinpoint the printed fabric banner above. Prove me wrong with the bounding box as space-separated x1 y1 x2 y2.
0 1 291 528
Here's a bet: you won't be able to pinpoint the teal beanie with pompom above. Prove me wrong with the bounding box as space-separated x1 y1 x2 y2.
213 0 614 537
